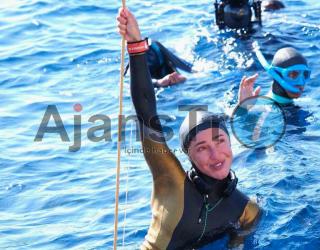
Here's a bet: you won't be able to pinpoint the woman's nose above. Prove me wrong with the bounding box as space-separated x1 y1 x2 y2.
209 146 217 160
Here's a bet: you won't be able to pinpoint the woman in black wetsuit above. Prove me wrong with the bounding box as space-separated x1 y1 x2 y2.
117 8 260 249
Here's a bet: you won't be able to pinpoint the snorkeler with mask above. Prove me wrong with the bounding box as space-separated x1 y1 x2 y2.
236 45 312 136
238 44 311 106
117 7 260 250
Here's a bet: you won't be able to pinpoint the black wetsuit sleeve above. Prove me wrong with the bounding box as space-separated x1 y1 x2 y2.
130 53 187 250
129 53 185 184
129 54 162 132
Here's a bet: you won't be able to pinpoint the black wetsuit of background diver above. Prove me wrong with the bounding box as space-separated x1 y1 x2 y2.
129 52 260 249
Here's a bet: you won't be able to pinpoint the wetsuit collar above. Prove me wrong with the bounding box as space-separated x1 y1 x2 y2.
267 91 294 105
188 166 237 197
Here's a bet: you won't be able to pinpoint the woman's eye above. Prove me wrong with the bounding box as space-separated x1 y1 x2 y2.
288 71 299 79
197 146 205 152
218 138 225 144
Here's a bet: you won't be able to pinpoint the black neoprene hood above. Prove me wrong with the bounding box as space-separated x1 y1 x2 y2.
179 111 229 154
271 47 308 98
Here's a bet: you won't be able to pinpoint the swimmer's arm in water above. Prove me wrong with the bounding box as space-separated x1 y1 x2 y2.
118 8 185 184
228 199 260 248
153 72 187 88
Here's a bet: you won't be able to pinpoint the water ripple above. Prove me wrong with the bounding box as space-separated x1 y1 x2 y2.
0 0 320 249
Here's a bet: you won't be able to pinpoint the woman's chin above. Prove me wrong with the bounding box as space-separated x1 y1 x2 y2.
208 168 230 180
289 93 301 99
287 89 303 99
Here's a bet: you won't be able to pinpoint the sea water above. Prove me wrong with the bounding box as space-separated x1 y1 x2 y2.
0 0 319 249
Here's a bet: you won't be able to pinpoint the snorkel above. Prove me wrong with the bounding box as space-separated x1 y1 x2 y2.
253 42 311 93
253 42 311 94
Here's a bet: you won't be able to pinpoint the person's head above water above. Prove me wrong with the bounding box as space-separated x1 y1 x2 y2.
223 0 252 29
179 111 232 180
271 47 310 100
263 0 285 11
215 0 261 30
255 45 311 102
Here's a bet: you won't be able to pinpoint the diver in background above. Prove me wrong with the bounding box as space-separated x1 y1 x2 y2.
125 40 193 88
237 46 312 133
214 0 262 31
129 1 284 88
214 0 285 31
133 1 285 87
262 0 285 11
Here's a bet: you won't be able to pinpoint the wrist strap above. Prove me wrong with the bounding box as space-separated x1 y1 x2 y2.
127 38 149 55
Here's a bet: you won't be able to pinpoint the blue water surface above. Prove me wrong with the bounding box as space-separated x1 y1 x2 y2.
0 0 319 249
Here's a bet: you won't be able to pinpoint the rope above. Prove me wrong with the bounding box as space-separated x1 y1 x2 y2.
113 0 126 249
122 120 134 246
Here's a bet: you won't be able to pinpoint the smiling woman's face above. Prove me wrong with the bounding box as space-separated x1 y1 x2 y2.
188 128 232 180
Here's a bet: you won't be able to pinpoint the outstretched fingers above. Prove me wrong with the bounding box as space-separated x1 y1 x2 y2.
244 73 259 88
253 86 261 96
239 76 247 92
238 73 260 104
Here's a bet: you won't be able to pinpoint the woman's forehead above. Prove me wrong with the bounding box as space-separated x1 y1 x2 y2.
192 128 227 142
